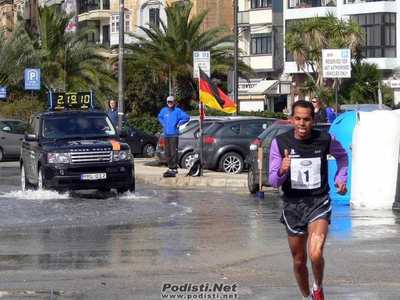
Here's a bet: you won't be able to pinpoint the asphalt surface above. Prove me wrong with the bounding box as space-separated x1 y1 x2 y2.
0 159 400 300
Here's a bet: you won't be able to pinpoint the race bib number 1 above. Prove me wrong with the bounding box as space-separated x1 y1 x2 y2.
290 157 321 189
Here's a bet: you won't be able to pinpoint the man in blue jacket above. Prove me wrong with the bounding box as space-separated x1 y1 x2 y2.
158 96 190 176
107 99 119 130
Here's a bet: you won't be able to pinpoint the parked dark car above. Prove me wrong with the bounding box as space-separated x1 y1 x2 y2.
0 118 28 161
155 118 227 169
197 117 277 174
245 120 331 193
123 123 158 158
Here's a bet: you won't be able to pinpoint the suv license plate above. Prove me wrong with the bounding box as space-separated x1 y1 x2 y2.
80 173 107 180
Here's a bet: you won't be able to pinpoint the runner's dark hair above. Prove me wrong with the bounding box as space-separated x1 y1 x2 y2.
291 100 315 118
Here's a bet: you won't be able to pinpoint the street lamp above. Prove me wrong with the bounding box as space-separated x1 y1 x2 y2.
233 0 238 112
118 0 125 130
64 45 67 92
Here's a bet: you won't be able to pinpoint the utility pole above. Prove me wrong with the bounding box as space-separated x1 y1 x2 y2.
233 0 238 113
117 0 125 130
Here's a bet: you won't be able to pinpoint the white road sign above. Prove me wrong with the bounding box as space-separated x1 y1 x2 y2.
193 51 210 78
322 49 351 78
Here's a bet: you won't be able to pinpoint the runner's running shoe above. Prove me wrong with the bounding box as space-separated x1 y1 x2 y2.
313 288 324 300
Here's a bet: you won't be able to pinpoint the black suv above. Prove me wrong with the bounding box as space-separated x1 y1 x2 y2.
245 120 331 193
20 92 135 193
197 117 277 174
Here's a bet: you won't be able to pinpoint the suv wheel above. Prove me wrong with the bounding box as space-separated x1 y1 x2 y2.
219 152 244 174
181 152 195 169
117 181 135 194
247 165 259 194
0 148 3 162
21 163 35 191
37 166 47 191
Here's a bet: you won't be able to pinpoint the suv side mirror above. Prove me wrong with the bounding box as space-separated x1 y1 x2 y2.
24 133 39 142
119 130 128 138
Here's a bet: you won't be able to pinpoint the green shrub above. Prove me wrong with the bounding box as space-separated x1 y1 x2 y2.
127 114 163 136
0 94 46 122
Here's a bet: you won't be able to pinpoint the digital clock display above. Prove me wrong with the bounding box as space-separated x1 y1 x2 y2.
48 91 94 110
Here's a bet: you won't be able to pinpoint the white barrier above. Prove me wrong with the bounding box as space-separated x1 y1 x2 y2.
351 110 400 209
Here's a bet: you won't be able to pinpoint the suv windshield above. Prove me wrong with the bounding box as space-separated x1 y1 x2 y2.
42 115 116 139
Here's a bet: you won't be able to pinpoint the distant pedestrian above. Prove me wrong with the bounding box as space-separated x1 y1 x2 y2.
269 100 348 300
326 106 336 123
312 97 327 123
107 99 119 130
158 96 190 176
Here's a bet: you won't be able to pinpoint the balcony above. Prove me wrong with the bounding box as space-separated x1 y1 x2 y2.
78 0 110 22
288 0 337 8
238 11 249 25
344 0 394 3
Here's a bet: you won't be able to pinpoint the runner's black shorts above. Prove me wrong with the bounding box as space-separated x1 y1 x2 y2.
279 194 332 236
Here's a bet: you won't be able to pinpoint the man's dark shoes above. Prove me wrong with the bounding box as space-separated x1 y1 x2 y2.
163 169 177 178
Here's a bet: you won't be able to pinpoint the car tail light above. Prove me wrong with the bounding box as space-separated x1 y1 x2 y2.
203 136 216 144
251 138 262 148
249 138 262 155
159 138 165 148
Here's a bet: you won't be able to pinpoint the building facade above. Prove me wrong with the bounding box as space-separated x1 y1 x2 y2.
236 0 289 112
284 0 400 105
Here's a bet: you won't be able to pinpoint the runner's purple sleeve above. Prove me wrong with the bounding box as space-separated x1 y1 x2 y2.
329 134 348 184
269 139 287 188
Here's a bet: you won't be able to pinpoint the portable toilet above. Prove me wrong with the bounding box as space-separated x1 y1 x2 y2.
328 111 357 205
351 110 400 209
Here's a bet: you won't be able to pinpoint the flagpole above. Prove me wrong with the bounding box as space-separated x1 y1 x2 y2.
199 85 204 177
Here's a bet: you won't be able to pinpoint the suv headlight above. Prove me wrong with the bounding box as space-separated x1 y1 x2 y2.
112 150 132 161
47 153 70 164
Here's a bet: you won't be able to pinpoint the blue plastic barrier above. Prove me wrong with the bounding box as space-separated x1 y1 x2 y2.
328 111 357 205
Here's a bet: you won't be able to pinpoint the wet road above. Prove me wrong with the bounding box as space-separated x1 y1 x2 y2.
0 165 399 299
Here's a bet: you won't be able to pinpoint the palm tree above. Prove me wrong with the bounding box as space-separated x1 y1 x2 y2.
339 61 393 106
285 12 363 96
120 2 252 110
14 5 117 104
0 25 44 91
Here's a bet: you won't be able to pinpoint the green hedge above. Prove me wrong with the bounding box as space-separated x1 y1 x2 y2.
127 109 288 136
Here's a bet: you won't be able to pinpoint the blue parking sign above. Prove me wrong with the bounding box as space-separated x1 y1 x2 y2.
25 69 41 90
0 87 6 99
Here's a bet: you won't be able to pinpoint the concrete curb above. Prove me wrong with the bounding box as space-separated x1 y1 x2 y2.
136 174 248 188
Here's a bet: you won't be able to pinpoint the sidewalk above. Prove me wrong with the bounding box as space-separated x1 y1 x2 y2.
0 159 260 189
135 158 250 188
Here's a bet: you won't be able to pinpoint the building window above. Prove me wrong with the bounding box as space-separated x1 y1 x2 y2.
251 0 272 8
111 13 131 33
251 34 272 54
149 8 160 27
125 13 131 32
351 13 396 58
111 15 118 33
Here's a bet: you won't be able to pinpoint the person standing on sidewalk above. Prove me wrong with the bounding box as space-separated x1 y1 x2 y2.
312 97 327 123
107 99 119 130
158 96 189 176
268 100 348 300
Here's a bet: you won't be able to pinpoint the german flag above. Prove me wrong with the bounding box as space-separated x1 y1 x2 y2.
199 68 237 114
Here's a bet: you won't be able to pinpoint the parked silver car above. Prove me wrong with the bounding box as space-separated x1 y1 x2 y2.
0 118 27 161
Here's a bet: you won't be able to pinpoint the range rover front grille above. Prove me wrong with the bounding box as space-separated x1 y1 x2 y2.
70 151 112 164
